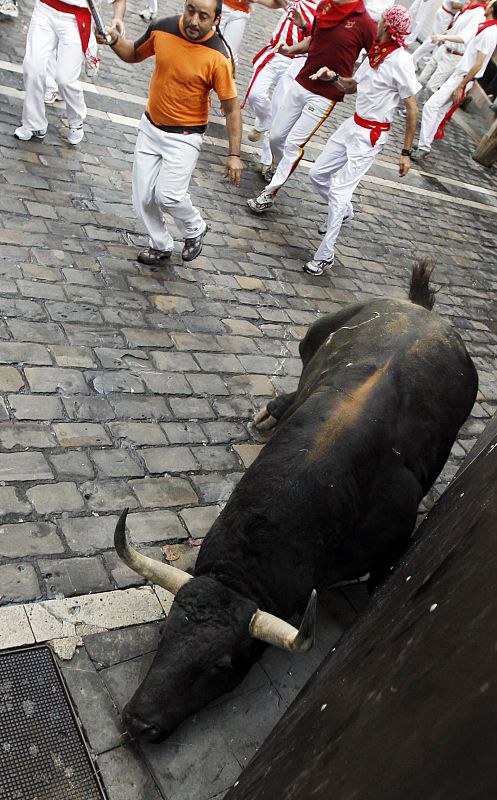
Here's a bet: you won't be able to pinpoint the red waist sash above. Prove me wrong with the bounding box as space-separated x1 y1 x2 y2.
41 0 91 53
353 112 390 146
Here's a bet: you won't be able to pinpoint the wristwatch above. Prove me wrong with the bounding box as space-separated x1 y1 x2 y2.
401 148 412 157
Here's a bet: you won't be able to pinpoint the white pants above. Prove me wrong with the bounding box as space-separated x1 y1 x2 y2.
418 71 467 151
309 116 385 260
412 8 454 66
46 29 98 94
22 0 86 131
266 79 336 195
405 0 430 45
132 114 205 252
219 5 249 64
419 47 461 93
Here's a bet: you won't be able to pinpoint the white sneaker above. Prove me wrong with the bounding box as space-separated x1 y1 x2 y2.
247 189 274 214
85 52 100 78
0 0 18 17
303 255 335 276
44 90 61 104
139 7 156 19
248 127 267 142
67 126 84 145
14 125 47 141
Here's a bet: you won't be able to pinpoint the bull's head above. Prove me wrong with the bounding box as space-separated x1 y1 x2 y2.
114 509 316 742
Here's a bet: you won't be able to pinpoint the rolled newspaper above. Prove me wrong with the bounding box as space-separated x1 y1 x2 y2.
86 0 112 43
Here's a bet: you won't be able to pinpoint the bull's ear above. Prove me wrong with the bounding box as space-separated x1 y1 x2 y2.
249 590 317 653
114 509 193 595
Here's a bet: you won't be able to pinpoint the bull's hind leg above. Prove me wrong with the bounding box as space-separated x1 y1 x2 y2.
253 391 297 430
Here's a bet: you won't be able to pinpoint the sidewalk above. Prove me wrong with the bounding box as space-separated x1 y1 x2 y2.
0 1 496 796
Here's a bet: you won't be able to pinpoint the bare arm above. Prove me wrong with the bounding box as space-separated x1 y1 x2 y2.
399 95 417 177
111 0 126 34
251 0 288 8
308 67 357 94
96 28 141 61
452 49 486 102
276 36 311 55
432 32 464 44
222 96 244 187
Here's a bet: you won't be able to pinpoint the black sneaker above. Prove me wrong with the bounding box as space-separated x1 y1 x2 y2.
137 247 173 265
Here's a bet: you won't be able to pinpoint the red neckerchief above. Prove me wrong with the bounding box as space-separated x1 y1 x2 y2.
367 38 402 69
477 18 497 33
315 0 361 28
448 1 486 28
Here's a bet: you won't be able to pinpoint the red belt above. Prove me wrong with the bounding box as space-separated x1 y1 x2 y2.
353 112 390 147
41 0 91 54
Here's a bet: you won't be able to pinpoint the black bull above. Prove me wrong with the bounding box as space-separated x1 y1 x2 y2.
114 261 478 742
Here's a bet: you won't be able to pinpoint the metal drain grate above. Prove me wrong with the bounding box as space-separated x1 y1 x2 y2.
0 645 107 800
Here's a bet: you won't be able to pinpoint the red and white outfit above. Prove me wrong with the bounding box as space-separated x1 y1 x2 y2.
418 19 497 151
418 2 485 92
264 0 377 195
310 42 421 262
412 0 460 65
20 0 114 134
219 0 251 64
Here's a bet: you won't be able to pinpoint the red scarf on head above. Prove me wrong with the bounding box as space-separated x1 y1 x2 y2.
368 39 402 68
315 0 361 27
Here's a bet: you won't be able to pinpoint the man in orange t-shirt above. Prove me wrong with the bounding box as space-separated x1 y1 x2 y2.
99 0 243 264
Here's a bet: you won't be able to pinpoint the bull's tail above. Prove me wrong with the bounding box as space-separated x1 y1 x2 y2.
409 258 436 310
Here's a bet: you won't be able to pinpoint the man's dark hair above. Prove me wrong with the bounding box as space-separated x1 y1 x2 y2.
214 0 236 77
492 2 497 20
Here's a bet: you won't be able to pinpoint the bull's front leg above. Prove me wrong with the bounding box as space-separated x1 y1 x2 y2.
253 391 298 431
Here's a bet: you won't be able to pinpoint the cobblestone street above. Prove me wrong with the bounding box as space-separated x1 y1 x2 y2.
0 0 496 796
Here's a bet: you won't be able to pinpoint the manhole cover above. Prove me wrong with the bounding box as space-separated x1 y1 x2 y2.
0 645 106 800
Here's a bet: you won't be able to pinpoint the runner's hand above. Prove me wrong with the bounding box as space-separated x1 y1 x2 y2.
309 67 337 82
288 6 305 27
399 154 410 177
96 25 117 45
225 156 244 187
452 85 464 104
273 42 291 55
112 18 125 35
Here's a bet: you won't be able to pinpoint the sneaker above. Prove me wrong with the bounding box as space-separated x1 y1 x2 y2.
0 0 18 17
182 224 210 262
85 52 101 78
14 125 47 141
248 127 267 142
261 165 275 184
44 90 61 104
67 125 84 145
247 189 274 214
410 147 430 163
137 247 173 264
303 255 334 276
139 6 156 18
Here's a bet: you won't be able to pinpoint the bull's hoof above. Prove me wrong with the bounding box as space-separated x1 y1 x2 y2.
253 406 278 431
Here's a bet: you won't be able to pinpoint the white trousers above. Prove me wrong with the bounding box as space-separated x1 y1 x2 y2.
219 5 249 63
419 47 461 93
22 0 86 131
266 79 335 195
418 71 466 151
247 54 299 132
412 8 454 65
309 116 385 260
46 29 98 94
132 115 205 252
405 0 430 45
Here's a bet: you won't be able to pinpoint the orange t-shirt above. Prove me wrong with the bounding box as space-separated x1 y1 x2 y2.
223 0 251 13
134 16 237 130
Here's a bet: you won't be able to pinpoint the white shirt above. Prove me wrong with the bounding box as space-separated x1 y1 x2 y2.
442 5 485 55
364 0 391 23
354 47 422 123
454 23 497 78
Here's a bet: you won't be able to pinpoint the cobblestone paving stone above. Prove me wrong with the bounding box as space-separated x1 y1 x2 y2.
0 0 496 796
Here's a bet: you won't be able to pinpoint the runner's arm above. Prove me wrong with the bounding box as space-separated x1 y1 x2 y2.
452 49 486 102
275 36 311 54
399 94 417 177
223 96 244 187
252 0 288 8
111 0 126 34
309 67 357 94
431 32 464 43
96 29 142 62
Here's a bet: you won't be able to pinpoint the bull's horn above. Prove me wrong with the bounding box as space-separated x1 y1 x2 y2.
249 589 317 653
114 508 192 596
